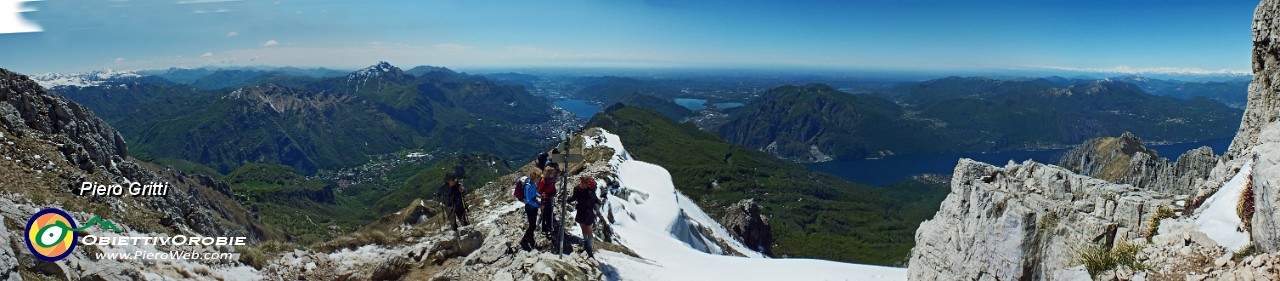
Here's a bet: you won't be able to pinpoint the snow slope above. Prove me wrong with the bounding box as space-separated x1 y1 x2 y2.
586 128 907 280
1195 160 1253 251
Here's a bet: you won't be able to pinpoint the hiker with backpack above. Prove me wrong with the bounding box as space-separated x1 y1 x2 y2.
568 177 602 258
538 165 561 250
439 172 469 231
516 169 543 251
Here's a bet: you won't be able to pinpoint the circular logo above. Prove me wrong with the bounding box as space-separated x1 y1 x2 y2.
25 208 78 262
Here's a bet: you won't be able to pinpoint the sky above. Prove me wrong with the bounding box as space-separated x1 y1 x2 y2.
0 0 1260 75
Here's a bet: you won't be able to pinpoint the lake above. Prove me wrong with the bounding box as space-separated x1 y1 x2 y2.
675 98 707 110
555 99 598 120
807 137 1234 186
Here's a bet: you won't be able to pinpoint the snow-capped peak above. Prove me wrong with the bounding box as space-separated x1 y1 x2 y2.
30 69 142 89
348 61 404 80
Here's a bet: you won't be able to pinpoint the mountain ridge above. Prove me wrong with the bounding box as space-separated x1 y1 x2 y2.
721 79 1242 163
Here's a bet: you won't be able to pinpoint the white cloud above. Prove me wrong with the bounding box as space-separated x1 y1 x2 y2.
0 0 44 34
1038 65 1250 76
262 39 278 47
113 57 126 64
201 52 214 57
226 31 238 38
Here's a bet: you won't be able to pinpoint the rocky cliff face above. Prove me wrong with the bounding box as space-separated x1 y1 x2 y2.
1059 132 1218 195
1 68 127 174
1246 0 1280 254
1229 0 1280 162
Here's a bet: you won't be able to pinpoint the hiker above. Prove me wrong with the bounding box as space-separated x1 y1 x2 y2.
518 169 542 251
536 151 549 171
538 165 560 247
569 177 601 258
439 172 469 231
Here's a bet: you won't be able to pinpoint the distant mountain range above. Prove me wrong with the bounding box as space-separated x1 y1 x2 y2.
721 78 1242 162
47 62 560 174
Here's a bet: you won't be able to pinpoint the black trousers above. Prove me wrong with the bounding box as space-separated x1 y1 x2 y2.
540 202 556 234
522 205 539 247
450 203 469 231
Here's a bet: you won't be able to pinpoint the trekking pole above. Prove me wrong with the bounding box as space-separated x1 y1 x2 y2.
558 128 570 256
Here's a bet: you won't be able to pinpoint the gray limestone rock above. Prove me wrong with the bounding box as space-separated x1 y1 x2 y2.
0 216 18 281
908 159 1178 280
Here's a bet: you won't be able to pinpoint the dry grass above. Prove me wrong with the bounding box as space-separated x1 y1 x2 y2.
1077 241 1146 278
237 240 298 269
1238 173 1255 232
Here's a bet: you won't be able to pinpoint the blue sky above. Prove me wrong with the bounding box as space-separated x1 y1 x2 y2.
0 0 1259 74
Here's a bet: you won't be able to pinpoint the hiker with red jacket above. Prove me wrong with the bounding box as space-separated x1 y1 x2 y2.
568 177 602 258
538 165 560 248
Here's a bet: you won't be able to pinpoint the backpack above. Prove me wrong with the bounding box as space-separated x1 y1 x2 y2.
514 176 528 202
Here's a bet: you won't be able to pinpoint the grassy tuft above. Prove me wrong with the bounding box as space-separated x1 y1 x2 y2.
1037 212 1060 239
1077 241 1146 278
1231 243 1258 262
237 241 296 269
1238 174 1255 232
1146 205 1177 242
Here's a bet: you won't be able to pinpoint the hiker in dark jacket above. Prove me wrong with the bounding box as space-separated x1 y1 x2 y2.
536 151 549 171
520 169 543 251
568 177 601 258
538 165 560 244
439 172 469 231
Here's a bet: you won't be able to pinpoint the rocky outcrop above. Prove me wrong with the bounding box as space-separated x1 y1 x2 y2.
1251 122 1280 252
909 159 1179 280
0 68 127 174
0 68 287 279
722 199 773 256
1059 132 1218 195
0 216 18 281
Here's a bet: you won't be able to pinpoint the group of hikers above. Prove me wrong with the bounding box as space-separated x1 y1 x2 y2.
436 150 616 259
